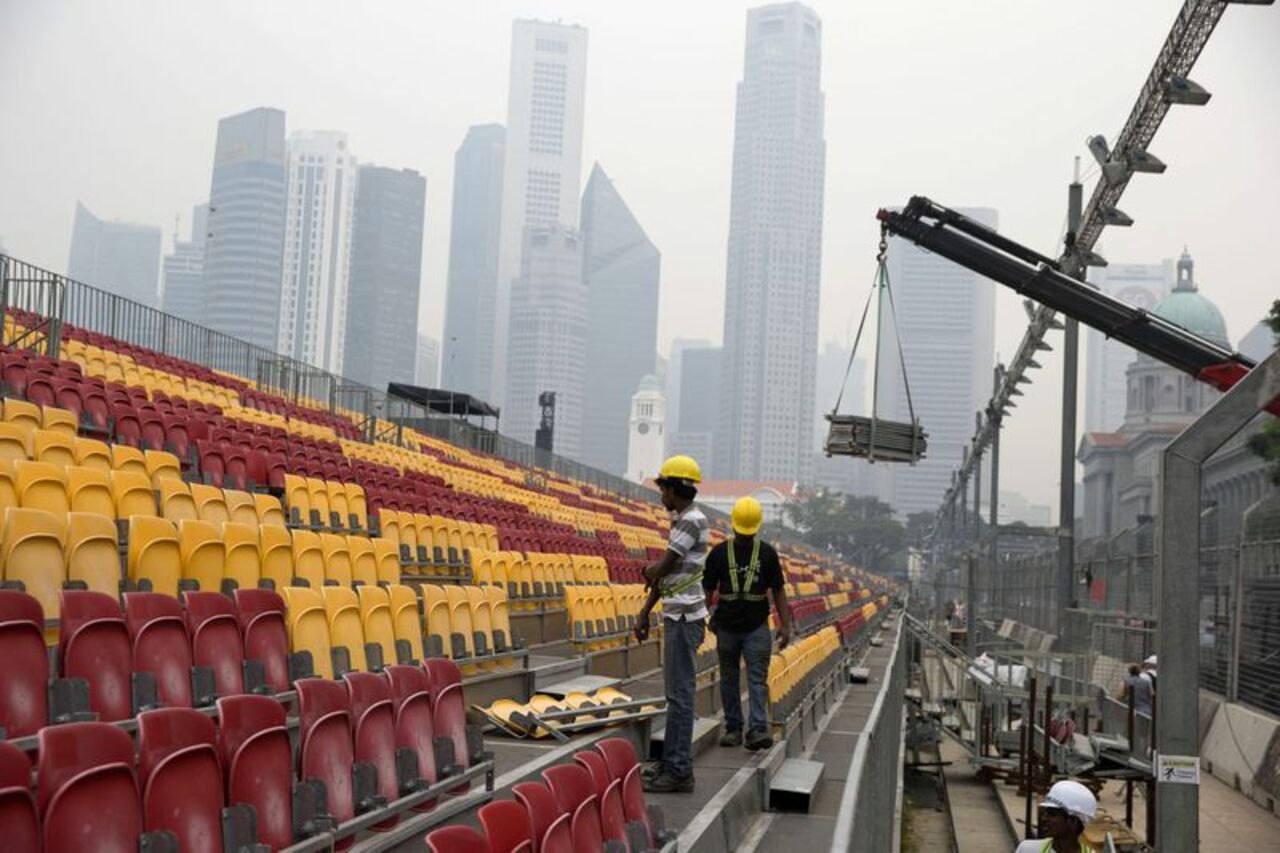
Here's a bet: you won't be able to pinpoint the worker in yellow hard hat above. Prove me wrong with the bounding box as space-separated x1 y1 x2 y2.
702 495 790 751
637 454 708 793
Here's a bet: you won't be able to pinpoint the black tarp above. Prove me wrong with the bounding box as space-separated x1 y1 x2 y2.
386 383 500 419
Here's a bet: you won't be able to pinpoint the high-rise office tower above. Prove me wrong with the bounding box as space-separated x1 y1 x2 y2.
441 124 505 400
416 334 440 387
161 204 210 322
504 224 587 459
492 20 588 404
580 164 660 475
67 201 162 306
664 338 713 454
277 131 357 374
716 3 825 483
671 346 722 470
343 165 426 388
873 208 998 517
202 107 287 351
1084 260 1174 432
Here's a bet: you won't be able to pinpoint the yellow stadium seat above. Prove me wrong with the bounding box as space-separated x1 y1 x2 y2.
110 444 147 475
190 482 229 525
388 584 424 664
466 585 494 662
325 481 349 531
220 521 261 592
347 535 377 587
422 584 450 659
306 478 331 530
281 586 333 679
473 555 493 586
322 586 367 672
254 493 286 527
290 529 325 589
444 585 475 660
224 489 257 526
110 468 156 519
67 465 114 517
16 459 69 514
372 538 400 586
33 429 75 467
319 533 352 587
486 586 515 657
345 483 367 531
178 518 224 593
65 511 120 596
358 584 396 668
127 515 181 597
2 506 66 619
2 399 41 435
144 450 182 486
376 508 400 545
41 406 78 437
259 525 294 589
283 474 310 527
0 422 33 462
157 478 197 522
397 513 422 571
73 437 111 471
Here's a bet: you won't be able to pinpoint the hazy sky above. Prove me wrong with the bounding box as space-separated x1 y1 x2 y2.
1 0 1277 511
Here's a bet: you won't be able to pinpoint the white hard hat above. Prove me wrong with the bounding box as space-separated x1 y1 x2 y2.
1143 655 1157 667
1040 780 1097 822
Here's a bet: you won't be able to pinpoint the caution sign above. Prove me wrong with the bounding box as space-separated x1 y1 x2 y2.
1155 753 1200 785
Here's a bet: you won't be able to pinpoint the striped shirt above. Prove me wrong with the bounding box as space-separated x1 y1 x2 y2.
661 505 709 621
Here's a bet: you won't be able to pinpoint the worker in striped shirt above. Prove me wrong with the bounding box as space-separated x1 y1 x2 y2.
636 454 709 793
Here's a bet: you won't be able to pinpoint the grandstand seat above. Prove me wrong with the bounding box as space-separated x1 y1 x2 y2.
190 481 229 524
25 375 56 408
65 510 120 595
110 467 157 518
16 459 69 514
81 385 112 431
225 488 258 525
125 592 197 708
37 722 144 852
423 658 472 785
138 410 166 451
3 398 42 434
110 442 148 475
295 678 359 831
259 524 294 589
58 590 132 721
426 825 491 853
255 492 287 527
43 406 79 439
389 584 425 665
73 436 112 471
306 478 332 530
0 740 38 852
479 799 536 853
127 515 181 596
445 585 476 659
0 421 32 462
178 518 225 593
34 428 75 467
324 584 369 672
374 537 401 585
234 587 291 693
67 464 114 516
0 590 49 738
197 440 226 487
423 584 450 659
217 694 295 850
327 480 349 531
2 506 66 617
284 474 311 527
543 763 606 853
160 415 192 461
513 781 574 853
346 482 368 531
136 707 225 852
145 449 182 486
0 459 15 514
184 590 249 698
221 521 261 592
574 750 627 847
283 585 334 679
157 477 198 522
321 532 354 586
349 534 377 586
344 671 400 828
224 445 250 491
383 664 438 810
359 584 398 666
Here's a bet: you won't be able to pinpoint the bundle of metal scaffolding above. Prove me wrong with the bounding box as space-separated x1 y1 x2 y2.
824 414 927 462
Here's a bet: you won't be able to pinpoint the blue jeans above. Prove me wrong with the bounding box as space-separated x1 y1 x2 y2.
716 622 771 734
662 616 705 778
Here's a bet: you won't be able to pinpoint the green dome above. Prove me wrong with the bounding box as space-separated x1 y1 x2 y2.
1152 250 1230 348
636 374 662 393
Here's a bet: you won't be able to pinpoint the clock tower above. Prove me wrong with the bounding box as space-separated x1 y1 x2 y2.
626 375 666 484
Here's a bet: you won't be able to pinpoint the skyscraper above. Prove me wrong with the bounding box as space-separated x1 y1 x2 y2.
441 124 505 400
492 20 588 403
161 204 209 322
580 164 660 475
416 334 440 387
664 338 713 454
67 201 162 305
1084 260 1174 432
343 165 426 388
277 131 357 374
504 224 587 459
202 107 287 351
716 3 825 483
671 345 722 468
874 208 998 517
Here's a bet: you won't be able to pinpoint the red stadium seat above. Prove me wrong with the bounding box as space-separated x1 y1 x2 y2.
542 764 604 853
224 444 250 491
513 781 571 853
574 750 626 846
384 664 438 810
0 741 38 852
198 440 226 487
424 658 471 785
235 587 290 693
217 695 295 851
425 825 491 853
185 590 246 697
58 589 133 721
345 671 400 829
112 404 141 447
479 798 535 853
296 678 361 846
0 590 48 737
81 385 111 430
137 707 225 853
138 410 166 451
162 414 192 460
124 592 195 708
37 722 143 853
25 374 56 407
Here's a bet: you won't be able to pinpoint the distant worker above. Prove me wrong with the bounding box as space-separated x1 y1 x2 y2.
1123 655 1156 717
703 496 791 751
1013 779 1097 852
636 455 709 794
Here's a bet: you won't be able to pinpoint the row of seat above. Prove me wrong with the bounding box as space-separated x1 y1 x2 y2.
425 737 670 853
396 583 519 674
376 506 497 571
767 626 846 721
565 585 648 649
280 472 372 533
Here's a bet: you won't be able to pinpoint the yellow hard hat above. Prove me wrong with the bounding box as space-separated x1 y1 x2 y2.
732 496 763 536
656 455 701 485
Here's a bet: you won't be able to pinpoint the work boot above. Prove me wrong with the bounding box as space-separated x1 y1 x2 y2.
719 729 743 747
642 767 695 794
745 729 773 751
640 759 664 781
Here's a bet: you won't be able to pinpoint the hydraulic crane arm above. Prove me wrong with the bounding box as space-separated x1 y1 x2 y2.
876 197 1277 415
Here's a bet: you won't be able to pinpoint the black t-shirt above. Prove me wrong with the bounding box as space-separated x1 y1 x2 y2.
702 537 783 634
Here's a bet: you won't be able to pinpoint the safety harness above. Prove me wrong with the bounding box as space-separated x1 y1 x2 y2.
662 570 704 597
1037 841 1089 853
722 537 767 602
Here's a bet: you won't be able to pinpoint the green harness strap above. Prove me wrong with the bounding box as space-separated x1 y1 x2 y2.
662 569 704 597
724 537 767 602
1038 840 1090 853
